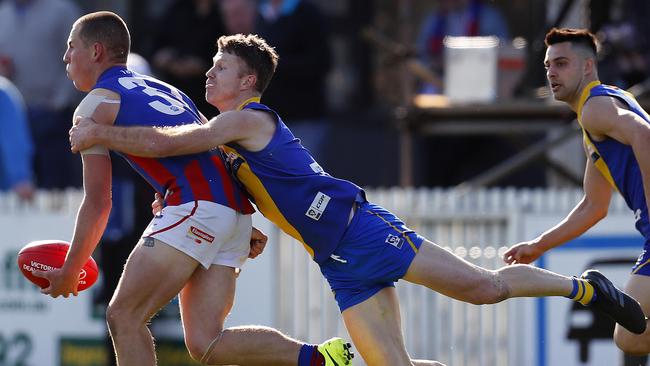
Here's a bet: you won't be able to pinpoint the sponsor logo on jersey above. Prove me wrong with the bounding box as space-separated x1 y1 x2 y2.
310 162 324 173
590 151 600 162
188 226 215 244
306 192 331 220
385 234 404 249
330 254 348 264
586 143 600 162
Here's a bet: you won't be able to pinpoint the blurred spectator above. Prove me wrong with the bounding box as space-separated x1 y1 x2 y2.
0 0 82 190
412 1 544 188
592 0 650 91
126 52 153 77
416 0 509 94
0 75 34 201
220 0 257 35
150 0 226 115
256 0 332 162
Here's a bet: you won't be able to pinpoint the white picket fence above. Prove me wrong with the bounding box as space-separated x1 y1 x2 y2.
0 188 635 366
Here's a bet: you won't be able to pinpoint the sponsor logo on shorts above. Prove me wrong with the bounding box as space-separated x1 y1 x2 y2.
143 237 155 247
385 234 404 249
306 192 331 221
188 226 215 244
635 250 646 267
634 209 642 223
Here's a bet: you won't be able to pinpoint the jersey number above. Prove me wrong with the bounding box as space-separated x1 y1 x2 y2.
118 77 189 115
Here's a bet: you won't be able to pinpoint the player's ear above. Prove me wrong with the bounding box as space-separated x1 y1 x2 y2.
241 74 257 91
92 42 104 61
584 57 595 77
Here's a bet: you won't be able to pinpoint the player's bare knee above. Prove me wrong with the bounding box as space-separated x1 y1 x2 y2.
614 328 650 355
185 340 205 363
105 302 126 331
186 338 212 363
105 302 143 335
468 271 509 305
492 271 510 302
187 330 224 364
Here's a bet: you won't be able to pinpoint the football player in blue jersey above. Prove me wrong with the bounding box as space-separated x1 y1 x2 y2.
50 11 352 366
70 32 647 365
503 28 650 357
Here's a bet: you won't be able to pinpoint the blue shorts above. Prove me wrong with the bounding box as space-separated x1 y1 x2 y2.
319 201 424 312
632 239 650 276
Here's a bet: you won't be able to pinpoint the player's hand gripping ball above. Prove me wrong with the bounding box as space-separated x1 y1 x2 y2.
17 240 98 291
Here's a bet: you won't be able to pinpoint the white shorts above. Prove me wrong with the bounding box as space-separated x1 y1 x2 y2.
141 200 252 269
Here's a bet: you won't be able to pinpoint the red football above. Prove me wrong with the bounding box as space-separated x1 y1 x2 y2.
17 240 99 291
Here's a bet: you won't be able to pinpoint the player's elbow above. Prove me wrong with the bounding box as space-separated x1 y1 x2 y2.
588 202 609 223
581 197 609 224
594 206 608 222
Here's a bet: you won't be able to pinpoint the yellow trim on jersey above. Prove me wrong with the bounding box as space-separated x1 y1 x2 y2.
222 146 315 258
366 209 419 254
237 96 262 111
632 258 650 275
576 80 600 119
576 81 619 191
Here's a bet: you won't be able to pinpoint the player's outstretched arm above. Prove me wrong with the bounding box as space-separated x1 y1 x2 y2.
70 109 270 157
504 153 612 265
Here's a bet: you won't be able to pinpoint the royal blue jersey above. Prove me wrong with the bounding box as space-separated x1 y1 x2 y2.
94 66 253 213
224 100 362 263
577 81 650 239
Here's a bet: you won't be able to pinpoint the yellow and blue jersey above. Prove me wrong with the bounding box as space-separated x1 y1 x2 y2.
577 81 650 241
224 100 362 264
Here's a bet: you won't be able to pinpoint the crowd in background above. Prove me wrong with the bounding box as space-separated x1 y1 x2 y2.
1 0 650 198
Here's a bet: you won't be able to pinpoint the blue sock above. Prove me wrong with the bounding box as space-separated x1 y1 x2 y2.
298 344 325 366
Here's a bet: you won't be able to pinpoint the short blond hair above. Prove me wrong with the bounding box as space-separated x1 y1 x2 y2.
217 34 279 93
